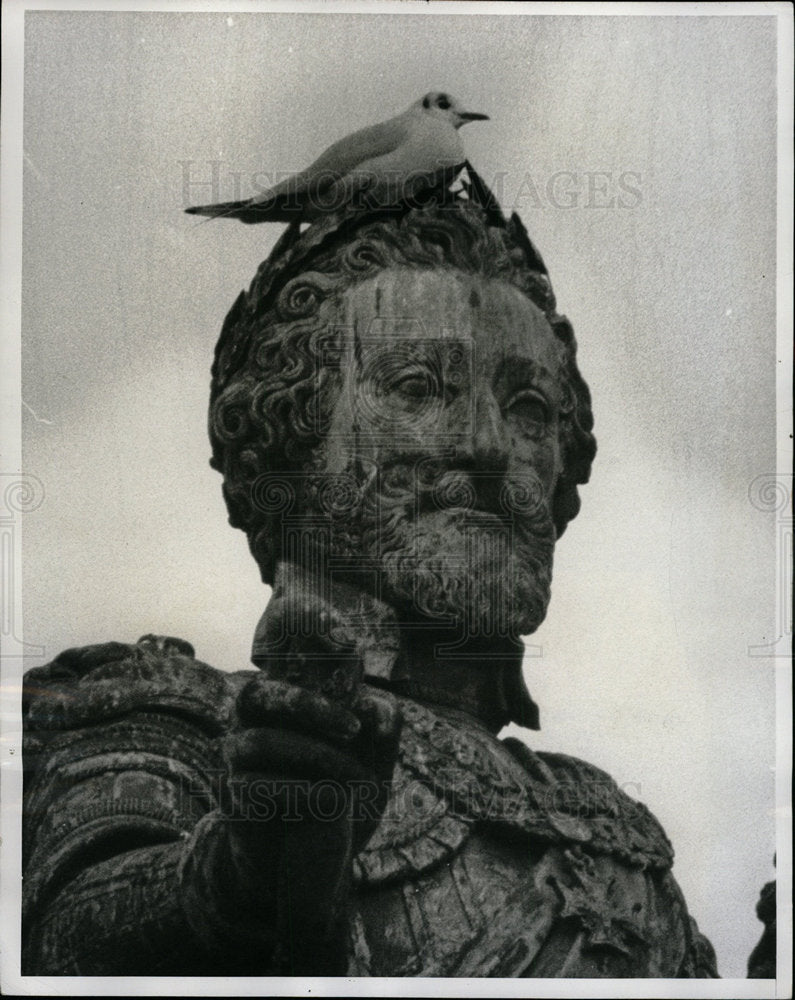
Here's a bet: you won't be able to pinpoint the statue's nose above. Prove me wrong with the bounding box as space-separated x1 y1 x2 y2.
455 389 510 472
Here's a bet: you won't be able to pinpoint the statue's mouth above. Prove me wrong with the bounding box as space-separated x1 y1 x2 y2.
418 504 514 529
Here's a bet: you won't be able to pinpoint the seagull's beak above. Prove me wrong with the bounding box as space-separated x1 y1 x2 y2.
458 110 490 122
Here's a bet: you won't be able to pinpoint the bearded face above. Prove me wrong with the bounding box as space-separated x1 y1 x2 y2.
295 457 556 640
282 267 566 642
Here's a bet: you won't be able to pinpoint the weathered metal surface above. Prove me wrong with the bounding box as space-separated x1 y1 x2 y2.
21 190 730 978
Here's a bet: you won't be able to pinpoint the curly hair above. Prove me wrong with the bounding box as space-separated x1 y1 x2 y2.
209 197 596 585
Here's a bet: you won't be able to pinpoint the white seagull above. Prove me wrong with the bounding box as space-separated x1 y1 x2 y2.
185 91 489 223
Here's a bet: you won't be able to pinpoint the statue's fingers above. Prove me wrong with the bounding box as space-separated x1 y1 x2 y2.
354 687 402 740
236 677 361 743
221 774 347 827
224 727 373 787
352 688 403 778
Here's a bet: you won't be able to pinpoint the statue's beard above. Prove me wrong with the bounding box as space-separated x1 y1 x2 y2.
296 460 556 639
375 510 552 637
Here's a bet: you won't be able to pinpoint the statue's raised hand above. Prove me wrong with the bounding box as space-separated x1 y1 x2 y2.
227 675 401 844
202 576 402 972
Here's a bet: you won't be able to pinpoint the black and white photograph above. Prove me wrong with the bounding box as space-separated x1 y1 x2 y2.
0 2 791 995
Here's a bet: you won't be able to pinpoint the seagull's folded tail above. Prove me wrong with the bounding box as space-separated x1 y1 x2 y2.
184 195 304 224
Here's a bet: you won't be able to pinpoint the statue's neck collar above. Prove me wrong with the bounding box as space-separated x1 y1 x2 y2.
251 562 539 733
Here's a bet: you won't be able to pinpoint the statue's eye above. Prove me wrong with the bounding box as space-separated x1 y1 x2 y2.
392 371 437 400
505 391 550 437
437 96 451 110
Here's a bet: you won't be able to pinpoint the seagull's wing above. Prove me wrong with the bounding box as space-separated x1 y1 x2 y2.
185 112 414 222
255 115 412 202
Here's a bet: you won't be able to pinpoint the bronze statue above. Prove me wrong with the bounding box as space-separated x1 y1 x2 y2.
22 177 767 977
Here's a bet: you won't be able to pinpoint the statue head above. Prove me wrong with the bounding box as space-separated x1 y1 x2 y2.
209 192 596 643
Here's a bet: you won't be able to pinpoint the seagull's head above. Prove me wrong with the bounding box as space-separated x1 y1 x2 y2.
417 91 489 129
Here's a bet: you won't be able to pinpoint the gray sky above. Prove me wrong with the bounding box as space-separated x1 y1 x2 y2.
18 8 779 979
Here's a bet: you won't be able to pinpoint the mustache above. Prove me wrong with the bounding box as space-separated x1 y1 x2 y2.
299 459 554 531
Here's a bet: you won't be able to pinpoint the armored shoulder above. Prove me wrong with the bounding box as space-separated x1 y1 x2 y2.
23 635 240 738
350 699 714 978
22 636 249 930
503 738 675 870
353 697 674 890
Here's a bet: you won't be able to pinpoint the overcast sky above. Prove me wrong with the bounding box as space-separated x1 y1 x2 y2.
16 7 781 979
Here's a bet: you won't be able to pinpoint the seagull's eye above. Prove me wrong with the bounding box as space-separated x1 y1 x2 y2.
437 97 451 110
